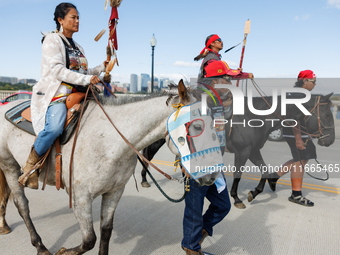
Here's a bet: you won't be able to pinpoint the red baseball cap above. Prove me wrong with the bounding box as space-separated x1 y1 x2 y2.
205 61 240 77
298 70 316 79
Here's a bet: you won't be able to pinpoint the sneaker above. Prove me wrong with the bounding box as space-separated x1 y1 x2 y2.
288 194 314 207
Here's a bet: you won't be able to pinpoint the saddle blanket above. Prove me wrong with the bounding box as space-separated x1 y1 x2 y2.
5 100 81 145
5 100 35 135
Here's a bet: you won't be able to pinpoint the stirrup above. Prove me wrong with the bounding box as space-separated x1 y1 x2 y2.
18 168 37 187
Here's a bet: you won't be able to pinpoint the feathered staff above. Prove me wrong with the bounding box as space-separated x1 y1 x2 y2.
95 0 122 96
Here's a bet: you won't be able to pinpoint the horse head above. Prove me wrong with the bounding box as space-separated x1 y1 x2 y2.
166 80 221 186
303 93 335 147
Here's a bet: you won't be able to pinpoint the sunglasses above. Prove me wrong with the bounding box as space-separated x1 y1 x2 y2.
215 38 222 42
307 79 316 84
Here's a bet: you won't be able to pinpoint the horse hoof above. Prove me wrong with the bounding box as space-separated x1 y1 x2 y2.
234 202 246 209
247 191 254 202
141 182 151 188
0 225 11 235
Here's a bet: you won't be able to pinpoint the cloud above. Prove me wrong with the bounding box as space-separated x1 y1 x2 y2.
294 14 311 21
327 0 340 9
173 61 201 68
157 73 192 82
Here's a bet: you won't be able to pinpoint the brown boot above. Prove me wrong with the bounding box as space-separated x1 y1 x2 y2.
182 246 204 255
18 147 42 189
199 228 209 246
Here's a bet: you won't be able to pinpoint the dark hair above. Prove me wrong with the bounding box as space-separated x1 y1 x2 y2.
294 79 304 87
54 2 77 31
194 34 216 61
205 34 215 49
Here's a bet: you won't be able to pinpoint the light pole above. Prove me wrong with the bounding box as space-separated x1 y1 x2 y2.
150 34 157 93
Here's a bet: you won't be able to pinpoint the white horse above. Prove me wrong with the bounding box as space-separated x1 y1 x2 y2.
0 81 197 255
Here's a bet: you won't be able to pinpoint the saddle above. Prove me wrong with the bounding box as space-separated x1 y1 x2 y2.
5 92 87 190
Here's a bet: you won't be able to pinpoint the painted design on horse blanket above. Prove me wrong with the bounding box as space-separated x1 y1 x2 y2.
167 101 223 180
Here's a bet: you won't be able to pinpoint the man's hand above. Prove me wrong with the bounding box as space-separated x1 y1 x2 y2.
295 139 306 150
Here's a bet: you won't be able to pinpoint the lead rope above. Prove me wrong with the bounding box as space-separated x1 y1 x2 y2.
297 143 329 181
137 156 187 203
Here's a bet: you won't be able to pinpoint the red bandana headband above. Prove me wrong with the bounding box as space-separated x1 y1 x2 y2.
298 70 316 79
199 34 220 55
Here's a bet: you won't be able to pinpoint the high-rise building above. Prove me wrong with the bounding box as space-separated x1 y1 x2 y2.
0 76 18 84
159 78 169 89
140 73 150 92
130 74 138 93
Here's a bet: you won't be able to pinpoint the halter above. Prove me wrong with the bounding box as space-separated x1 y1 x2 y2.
303 96 334 140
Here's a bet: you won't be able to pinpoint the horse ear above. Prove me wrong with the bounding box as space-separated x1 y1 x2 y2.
178 79 188 101
325 92 334 100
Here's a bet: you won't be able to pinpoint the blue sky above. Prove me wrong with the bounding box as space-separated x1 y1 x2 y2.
0 0 339 84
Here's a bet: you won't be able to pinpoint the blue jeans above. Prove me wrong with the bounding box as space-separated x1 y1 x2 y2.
34 103 67 156
182 177 231 251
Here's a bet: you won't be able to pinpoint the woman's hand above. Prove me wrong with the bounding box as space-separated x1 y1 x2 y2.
248 73 254 79
90 75 101 85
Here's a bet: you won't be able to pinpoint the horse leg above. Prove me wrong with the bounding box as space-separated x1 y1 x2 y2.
55 194 96 255
0 168 11 234
2 166 51 254
141 138 165 188
247 149 268 203
98 187 125 255
140 157 150 188
230 150 250 209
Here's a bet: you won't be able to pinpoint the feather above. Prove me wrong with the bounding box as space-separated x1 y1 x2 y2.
94 28 107 41
106 58 116 73
110 0 123 7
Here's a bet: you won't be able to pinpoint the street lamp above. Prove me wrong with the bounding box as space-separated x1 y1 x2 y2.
150 34 157 93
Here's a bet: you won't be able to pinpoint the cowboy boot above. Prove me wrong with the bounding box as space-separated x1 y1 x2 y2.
18 146 42 189
199 228 209 246
182 246 204 255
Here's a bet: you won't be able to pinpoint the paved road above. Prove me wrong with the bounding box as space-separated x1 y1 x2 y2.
1 126 339 254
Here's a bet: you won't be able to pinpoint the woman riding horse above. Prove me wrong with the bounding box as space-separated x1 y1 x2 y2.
18 3 107 189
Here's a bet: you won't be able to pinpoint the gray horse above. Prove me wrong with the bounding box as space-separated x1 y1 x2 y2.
0 81 201 255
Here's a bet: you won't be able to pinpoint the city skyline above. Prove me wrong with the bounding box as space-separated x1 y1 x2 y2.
1 1 339 87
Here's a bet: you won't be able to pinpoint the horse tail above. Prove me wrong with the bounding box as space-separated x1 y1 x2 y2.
0 168 11 207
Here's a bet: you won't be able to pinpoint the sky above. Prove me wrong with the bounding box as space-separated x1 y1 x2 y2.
0 0 339 90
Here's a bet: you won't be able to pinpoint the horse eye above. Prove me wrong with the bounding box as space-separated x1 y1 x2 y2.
193 124 202 130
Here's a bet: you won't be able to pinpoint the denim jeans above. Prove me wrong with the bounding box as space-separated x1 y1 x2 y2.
34 103 67 156
182 177 231 251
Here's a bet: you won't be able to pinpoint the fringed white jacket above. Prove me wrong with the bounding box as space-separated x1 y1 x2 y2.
31 32 105 134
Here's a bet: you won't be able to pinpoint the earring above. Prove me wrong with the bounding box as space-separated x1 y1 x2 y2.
60 24 63 33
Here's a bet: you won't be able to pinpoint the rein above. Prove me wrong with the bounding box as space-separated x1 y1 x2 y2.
68 82 179 208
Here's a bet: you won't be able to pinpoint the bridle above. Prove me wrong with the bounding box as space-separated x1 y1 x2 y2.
303 96 334 140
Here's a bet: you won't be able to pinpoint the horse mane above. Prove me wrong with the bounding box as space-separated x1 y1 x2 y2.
95 91 173 106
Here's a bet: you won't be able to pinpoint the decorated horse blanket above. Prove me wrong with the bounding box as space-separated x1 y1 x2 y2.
167 102 224 179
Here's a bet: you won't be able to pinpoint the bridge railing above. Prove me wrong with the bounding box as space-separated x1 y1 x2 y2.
0 90 17 100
